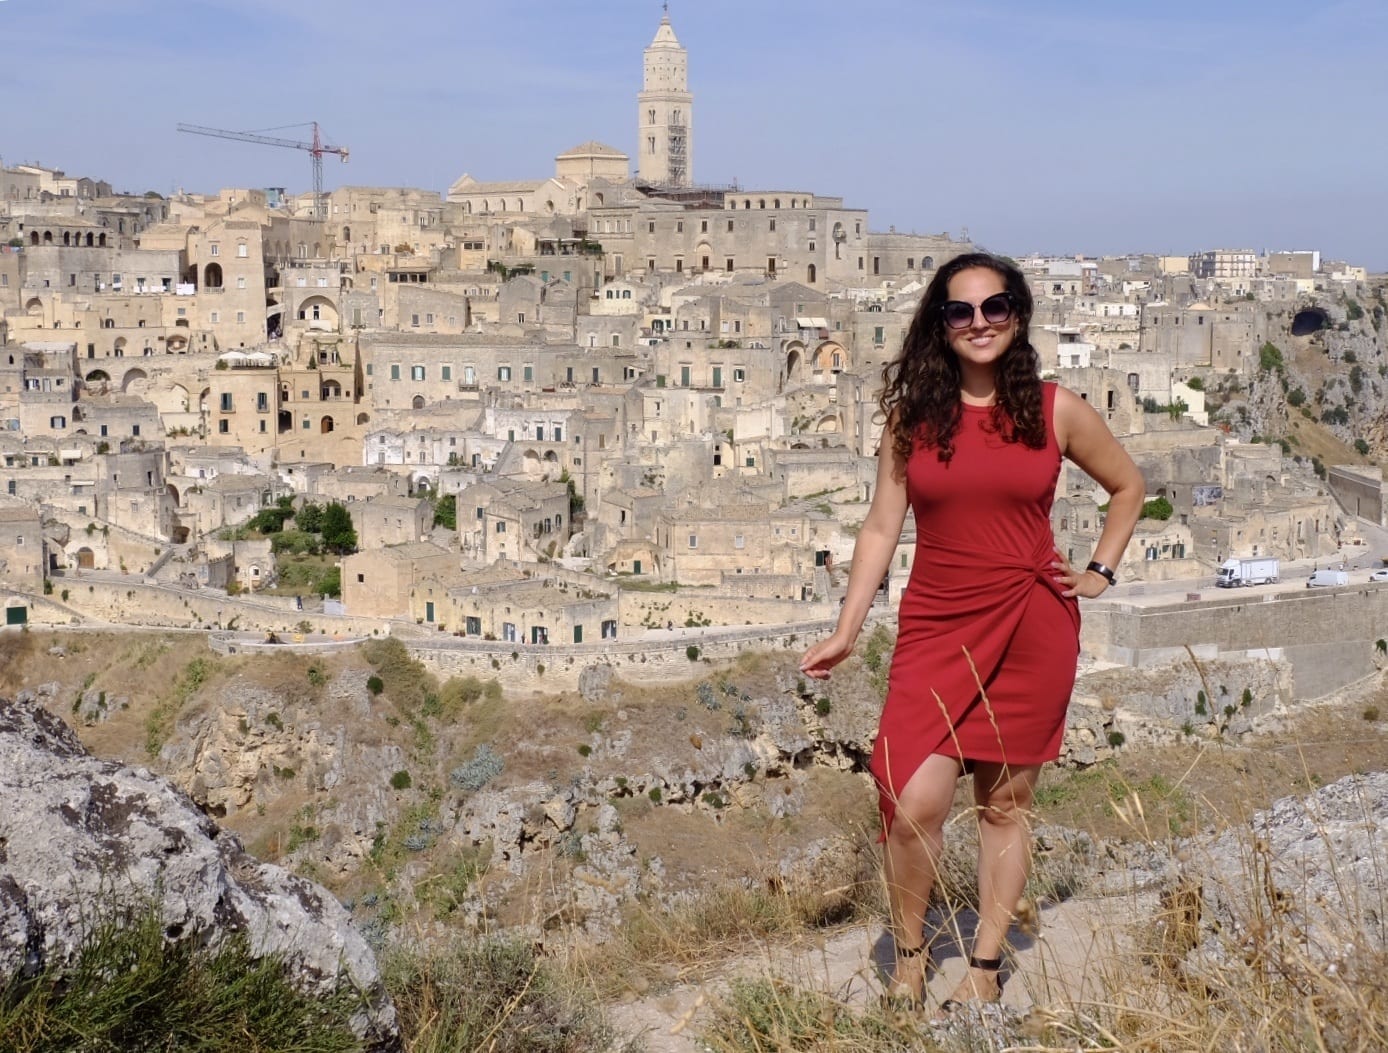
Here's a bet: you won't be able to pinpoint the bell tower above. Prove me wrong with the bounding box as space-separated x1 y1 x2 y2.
637 7 692 186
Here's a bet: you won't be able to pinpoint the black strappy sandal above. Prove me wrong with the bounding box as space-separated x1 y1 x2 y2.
937 954 1004 1016
880 942 932 1009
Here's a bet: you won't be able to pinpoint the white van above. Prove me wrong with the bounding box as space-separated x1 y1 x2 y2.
1307 569 1349 588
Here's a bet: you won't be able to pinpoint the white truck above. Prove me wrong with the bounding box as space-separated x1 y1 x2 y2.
1306 568 1349 588
1216 557 1280 588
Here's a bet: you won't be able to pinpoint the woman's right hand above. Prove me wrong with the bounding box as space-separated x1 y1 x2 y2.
799 630 856 681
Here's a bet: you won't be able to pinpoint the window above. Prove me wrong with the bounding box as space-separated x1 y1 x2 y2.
769 219 776 231
733 368 746 383
523 365 533 382
237 276 246 289
218 419 229 433
498 366 512 381
727 220 734 232
390 364 400 380
648 221 655 233
210 311 219 323
442 365 451 381
257 392 268 411
220 393 233 412
734 534 745 549
411 314 420 327
411 365 425 381
209 244 219 256
237 243 248 257
688 534 698 548
236 311 245 323
745 456 756 467
496 521 506 533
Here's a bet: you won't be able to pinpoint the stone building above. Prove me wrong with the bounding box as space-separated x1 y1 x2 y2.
351 495 432 550
0 498 45 590
341 541 456 618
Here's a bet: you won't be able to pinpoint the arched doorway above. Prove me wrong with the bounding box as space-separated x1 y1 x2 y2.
320 416 334 433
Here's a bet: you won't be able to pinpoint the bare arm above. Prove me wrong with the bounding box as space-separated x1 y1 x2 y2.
1053 386 1145 597
800 425 909 677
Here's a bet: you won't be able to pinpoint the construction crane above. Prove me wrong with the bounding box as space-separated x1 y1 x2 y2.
176 121 348 220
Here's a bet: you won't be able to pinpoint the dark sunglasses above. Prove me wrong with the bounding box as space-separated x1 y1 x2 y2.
941 292 1014 330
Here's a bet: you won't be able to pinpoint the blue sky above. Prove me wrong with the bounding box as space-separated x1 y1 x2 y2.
4 0 1386 268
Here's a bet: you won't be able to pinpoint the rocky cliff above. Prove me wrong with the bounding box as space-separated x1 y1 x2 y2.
0 693 400 1051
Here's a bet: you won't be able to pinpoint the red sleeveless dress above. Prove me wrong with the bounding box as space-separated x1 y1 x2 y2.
870 383 1079 831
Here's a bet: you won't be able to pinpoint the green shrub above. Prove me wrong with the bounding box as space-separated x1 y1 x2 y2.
270 530 320 556
0 903 362 1052
686 644 701 661
367 675 384 695
432 494 457 530
363 637 439 714
450 744 504 793
1140 496 1173 521
390 770 413 791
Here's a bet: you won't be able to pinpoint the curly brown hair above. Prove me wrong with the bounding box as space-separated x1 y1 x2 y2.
879 252 1045 467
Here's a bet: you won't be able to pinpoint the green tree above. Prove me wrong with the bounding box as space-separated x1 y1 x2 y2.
295 502 324 533
247 507 292 534
1258 342 1285 373
320 566 341 597
320 503 357 554
433 494 457 530
1141 496 1174 521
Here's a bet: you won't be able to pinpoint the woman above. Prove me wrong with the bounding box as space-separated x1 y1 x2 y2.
799 253 1143 1012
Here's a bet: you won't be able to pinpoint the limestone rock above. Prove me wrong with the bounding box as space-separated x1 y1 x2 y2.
0 694 399 1050
578 663 614 701
1171 772 1388 980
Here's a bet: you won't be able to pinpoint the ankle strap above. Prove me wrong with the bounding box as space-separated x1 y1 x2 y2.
967 954 1003 971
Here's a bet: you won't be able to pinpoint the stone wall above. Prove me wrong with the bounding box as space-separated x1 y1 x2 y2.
409 619 837 692
1084 585 1388 698
618 589 831 630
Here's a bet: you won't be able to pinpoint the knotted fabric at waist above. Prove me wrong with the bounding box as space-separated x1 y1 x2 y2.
906 527 1067 611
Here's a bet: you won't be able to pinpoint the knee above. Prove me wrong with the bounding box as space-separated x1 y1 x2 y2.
976 794 1032 829
887 800 950 846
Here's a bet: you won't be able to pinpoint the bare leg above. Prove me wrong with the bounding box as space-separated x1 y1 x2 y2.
882 753 962 997
943 760 1040 1006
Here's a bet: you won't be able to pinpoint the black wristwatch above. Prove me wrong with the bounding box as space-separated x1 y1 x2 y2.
1086 561 1117 586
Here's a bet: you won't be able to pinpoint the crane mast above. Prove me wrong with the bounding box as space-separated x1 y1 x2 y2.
176 121 349 220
